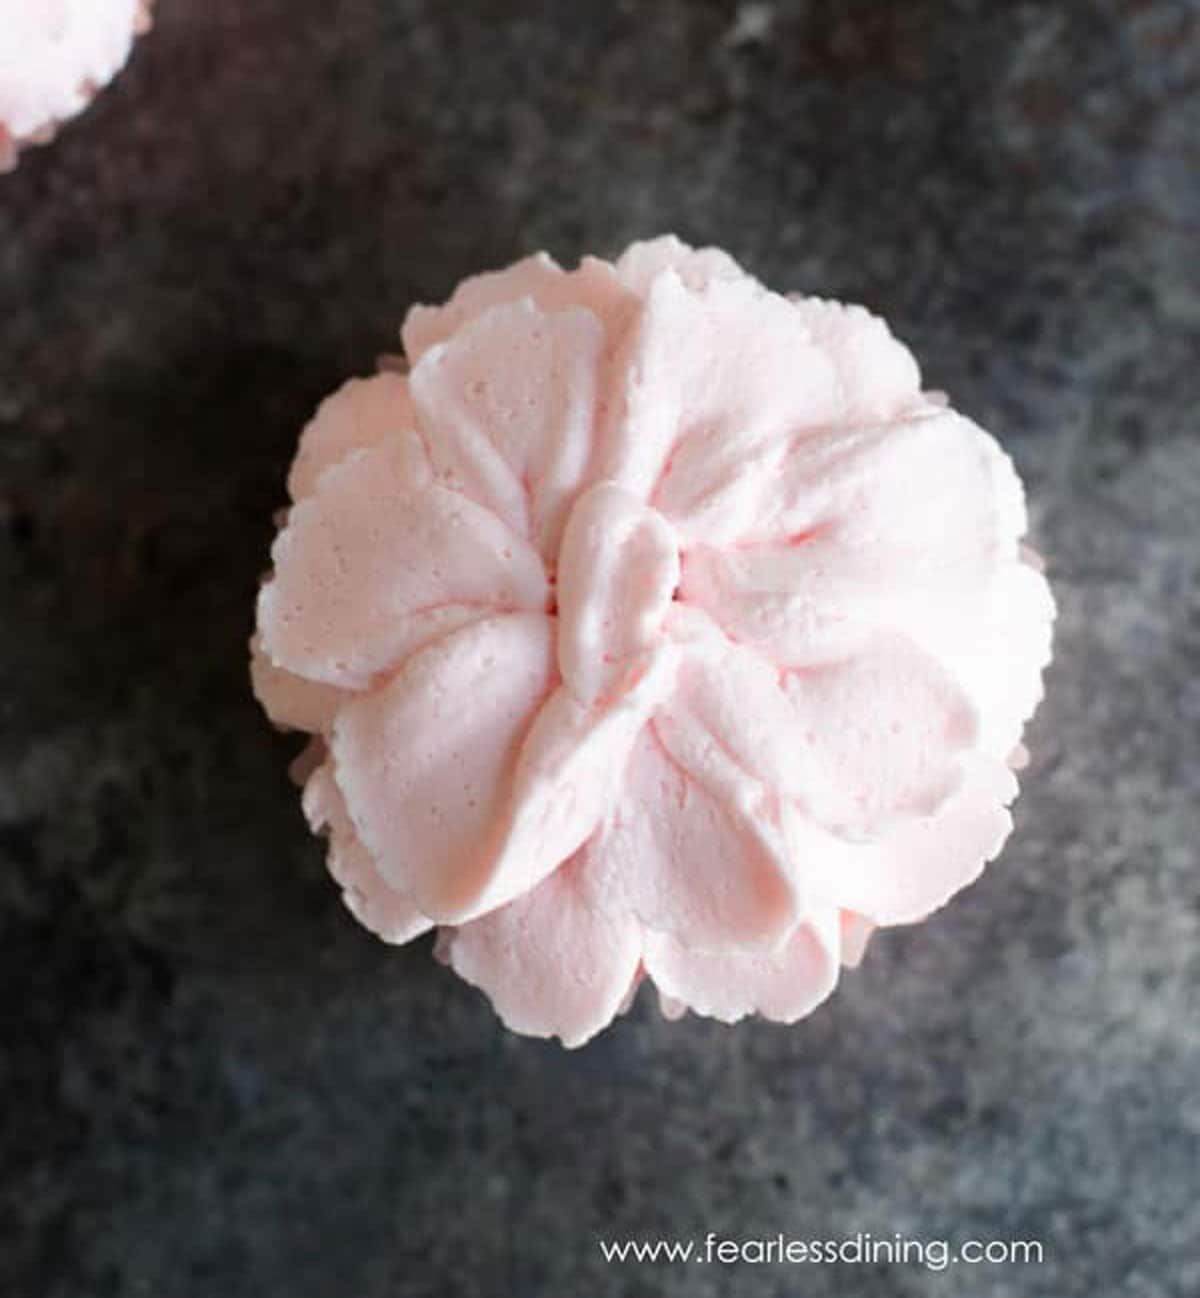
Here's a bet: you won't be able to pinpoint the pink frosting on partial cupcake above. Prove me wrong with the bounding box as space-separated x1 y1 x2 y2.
0 0 151 170
252 236 1054 1047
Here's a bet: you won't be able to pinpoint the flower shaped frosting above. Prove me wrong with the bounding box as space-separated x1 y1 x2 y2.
252 236 1054 1046
0 0 152 171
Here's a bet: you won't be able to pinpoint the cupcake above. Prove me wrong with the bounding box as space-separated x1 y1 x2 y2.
0 0 152 171
251 236 1054 1046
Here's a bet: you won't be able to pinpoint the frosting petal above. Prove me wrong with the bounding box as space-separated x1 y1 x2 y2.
776 635 979 836
643 905 841 1024
679 410 1033 667
403 252 633 363
602 270 839 508
749 409 1024 578
331 614 673 929
402 253 566 360
249 633 348 734
664 616 978 840
258 438 548 689
614 234 746 295
330 613 556 924
288 374 424 501
302 764 433 945
410 298 606 556
787 296 922 423
444 851 643 1048
898 557 1056 757
493 645 677 906
588 724 802 953
795 751 1018 924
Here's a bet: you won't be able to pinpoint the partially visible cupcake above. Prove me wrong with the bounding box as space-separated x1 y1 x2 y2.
0 0 152 171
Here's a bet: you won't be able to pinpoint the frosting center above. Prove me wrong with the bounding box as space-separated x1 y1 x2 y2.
555 481 681 707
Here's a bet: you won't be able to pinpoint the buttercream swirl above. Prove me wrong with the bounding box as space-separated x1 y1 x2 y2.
252 236 1054 1046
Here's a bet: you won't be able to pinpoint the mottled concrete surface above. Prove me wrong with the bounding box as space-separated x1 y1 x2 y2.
1 2 1198 1295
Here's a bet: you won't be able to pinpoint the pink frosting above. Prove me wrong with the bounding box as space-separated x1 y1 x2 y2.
252 235 1054 1047
0 0 151 170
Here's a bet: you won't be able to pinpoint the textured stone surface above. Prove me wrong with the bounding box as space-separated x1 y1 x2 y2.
1 2 1198 1295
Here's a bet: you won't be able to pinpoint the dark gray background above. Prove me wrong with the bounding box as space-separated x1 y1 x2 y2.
2 2 1198 1295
